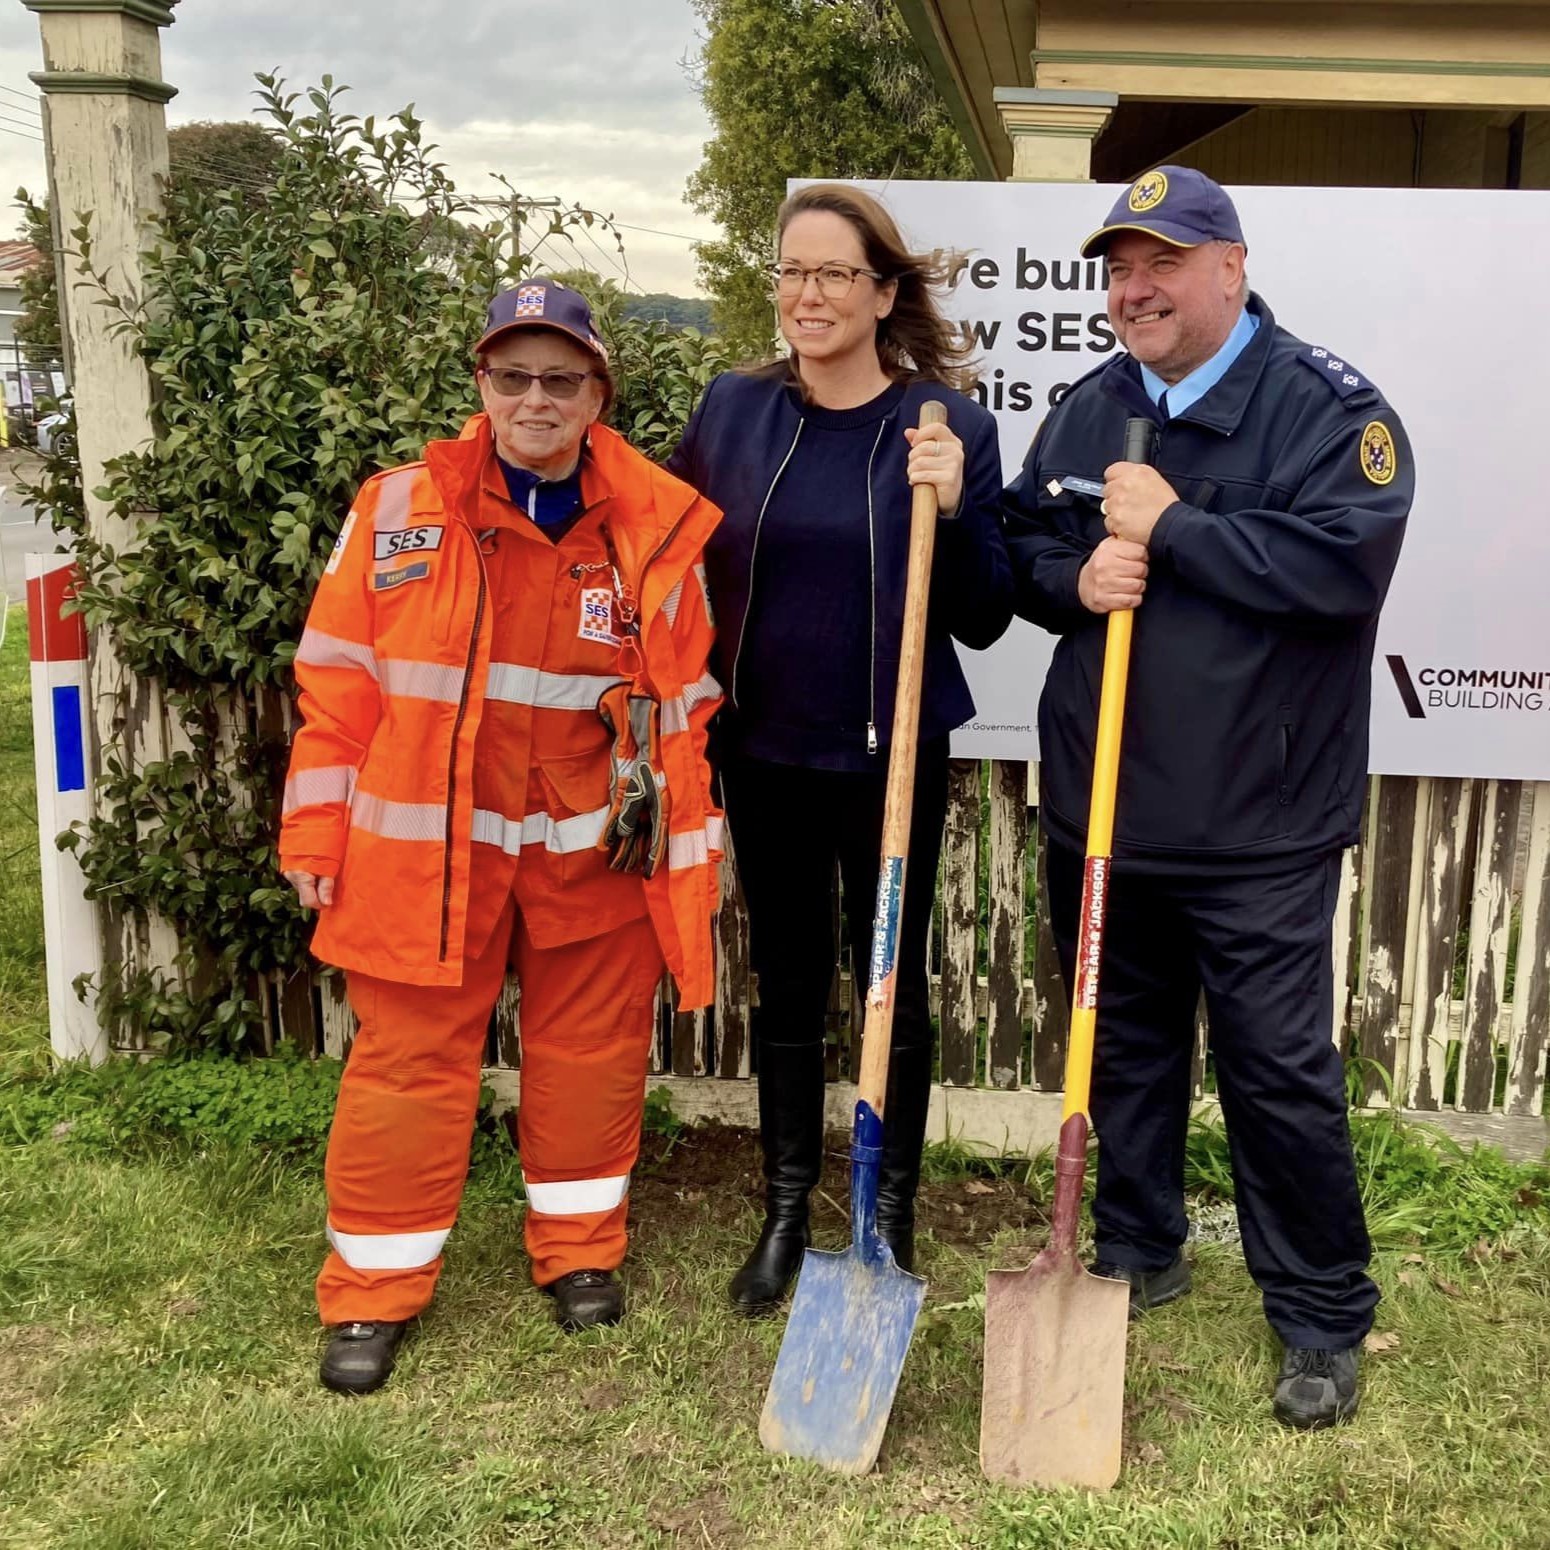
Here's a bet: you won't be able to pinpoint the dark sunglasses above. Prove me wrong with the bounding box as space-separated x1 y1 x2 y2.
479 366 600 401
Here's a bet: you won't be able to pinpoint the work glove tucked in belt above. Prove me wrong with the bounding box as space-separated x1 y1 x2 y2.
597 682 671 877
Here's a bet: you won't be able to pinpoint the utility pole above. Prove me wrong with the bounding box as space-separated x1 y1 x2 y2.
469 191 563 272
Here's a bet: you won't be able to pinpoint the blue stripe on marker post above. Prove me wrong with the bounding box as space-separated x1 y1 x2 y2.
51 685 85 792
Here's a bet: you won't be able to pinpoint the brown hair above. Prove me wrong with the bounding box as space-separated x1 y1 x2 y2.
766 182 976 392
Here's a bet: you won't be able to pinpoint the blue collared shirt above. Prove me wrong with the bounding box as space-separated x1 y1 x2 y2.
1140 303 1260 419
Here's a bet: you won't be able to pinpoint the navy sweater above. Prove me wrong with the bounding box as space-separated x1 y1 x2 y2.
667 368 1013 771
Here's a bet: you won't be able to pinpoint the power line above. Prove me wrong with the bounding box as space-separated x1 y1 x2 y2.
577 223 637 291
0 85 41 115
0 123 42 145
0 111 43 137
612 220 710 244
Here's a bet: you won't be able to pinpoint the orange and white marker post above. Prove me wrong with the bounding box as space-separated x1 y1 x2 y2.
26 555 103 1064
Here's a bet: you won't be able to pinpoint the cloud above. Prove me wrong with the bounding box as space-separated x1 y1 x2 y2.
0 0 719 294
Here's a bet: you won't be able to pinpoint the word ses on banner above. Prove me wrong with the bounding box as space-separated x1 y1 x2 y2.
955 250 1117 412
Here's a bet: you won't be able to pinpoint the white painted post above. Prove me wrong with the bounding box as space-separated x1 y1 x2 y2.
24 0 180 1012
25 554 103 1062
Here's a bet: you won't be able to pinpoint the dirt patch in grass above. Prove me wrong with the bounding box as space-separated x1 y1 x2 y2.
0 1324 62 1434
0 1324 57 1400
632 1120 1049 1256
650 1488 739 1545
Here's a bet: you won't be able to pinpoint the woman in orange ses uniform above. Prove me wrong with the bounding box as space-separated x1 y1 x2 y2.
280 279 723 1393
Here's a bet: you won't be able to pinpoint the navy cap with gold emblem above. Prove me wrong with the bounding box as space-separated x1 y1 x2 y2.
1081 166 1247 259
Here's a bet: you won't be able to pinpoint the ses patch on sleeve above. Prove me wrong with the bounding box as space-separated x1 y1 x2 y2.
1359 421 1398 486
325 511 357 576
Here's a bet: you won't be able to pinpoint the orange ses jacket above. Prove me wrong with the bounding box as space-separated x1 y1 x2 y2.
278 415 726 1007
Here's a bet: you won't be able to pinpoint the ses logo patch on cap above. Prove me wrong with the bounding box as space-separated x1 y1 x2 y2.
1128 172 1168 213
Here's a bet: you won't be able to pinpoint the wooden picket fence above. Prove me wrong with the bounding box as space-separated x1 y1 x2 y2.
282 763 1550 1153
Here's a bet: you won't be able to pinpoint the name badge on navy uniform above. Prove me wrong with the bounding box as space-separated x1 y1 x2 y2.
1046 475 1105 499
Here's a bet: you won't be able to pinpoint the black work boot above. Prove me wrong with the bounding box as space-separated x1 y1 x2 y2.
319 1319 408 1395
546 1270 624 1331
1089 1254 1193 1316
730 1039 825 1315
1273 1345 1361 1429
875 1044 934 1274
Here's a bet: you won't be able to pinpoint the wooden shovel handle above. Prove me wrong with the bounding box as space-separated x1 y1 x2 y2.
857 400 948 1113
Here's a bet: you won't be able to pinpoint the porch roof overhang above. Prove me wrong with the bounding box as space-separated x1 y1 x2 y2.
895 1 1550 179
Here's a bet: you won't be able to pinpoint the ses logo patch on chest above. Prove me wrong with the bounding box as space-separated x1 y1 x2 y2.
374 525 444 561
373 560 431 592
579 587 619 645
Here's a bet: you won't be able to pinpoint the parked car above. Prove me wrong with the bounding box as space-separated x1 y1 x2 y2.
34 398 72 455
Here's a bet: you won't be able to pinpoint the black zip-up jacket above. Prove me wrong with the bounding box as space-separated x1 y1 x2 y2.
1004 295 1413 868
667 368 1013 767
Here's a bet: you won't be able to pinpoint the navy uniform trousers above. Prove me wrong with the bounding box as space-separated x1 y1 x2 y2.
1046 840 1380 1349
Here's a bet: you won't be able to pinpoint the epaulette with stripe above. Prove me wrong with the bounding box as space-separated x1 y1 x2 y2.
1296 345 1378 404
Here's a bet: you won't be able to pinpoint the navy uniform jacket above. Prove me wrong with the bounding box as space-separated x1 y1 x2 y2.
1004 295 1413 868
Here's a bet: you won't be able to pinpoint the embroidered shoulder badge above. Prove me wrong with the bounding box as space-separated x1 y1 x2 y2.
1299 345 1374 401
1128 171 1167 213
1360 421 1397 486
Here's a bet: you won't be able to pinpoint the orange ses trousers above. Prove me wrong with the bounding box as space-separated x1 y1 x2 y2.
316 894 665 1325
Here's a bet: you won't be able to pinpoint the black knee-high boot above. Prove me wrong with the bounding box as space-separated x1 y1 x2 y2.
730 1039 826 1313
875 1044 933 1273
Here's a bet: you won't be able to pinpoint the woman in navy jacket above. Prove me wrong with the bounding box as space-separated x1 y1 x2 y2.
668 182 1012 1311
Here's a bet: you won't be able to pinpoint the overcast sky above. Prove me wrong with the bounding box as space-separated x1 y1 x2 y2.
0 0 720 294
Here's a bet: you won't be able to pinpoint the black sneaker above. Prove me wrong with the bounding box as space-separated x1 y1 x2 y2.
319 1320 407 1395
545 1269 625 1331
1273 1345 1360 1429
1088 1254 1192 1317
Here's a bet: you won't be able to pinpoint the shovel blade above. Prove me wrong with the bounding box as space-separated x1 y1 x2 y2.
979 1251 1130 1490
759 1243 927 1475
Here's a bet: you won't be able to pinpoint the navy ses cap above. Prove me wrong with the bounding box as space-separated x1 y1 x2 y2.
475 278 610 361
1081 166 1246 259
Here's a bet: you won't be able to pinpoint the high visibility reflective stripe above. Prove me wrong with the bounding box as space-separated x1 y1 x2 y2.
327 1222 449 1270
683 670 721 711
296 627 379 679
351 790 447 843
707 813 724 851
667 815 724 871
523 1174 630 1215
485 662 622 712
668 828 709 870
283 764 356 814
470 804 610 857
662 670 723 736
370 466 420 534
662 576 684 626
380 658 466 703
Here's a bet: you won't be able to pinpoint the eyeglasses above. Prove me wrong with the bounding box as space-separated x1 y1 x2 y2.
479 366 599 400
768 261 885 299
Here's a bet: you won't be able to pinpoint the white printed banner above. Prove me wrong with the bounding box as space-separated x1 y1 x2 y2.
827 180 1550 780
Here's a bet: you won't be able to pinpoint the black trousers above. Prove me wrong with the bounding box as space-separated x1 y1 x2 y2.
722 741 950 1065
1046 840 1379 1349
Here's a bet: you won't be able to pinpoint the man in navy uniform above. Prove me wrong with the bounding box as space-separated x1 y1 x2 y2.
1003 166 1412 1428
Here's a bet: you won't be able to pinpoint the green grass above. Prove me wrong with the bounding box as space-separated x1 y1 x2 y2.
3 1132 1550 1549
0 606 48 1083
4 605 1550 1546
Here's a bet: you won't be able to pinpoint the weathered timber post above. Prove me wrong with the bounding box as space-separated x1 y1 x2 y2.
24 0 180 1044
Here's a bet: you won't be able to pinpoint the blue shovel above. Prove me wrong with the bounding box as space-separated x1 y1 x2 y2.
757 402 944 1475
